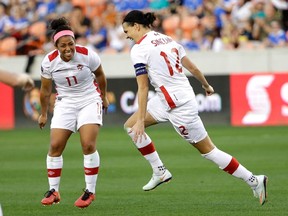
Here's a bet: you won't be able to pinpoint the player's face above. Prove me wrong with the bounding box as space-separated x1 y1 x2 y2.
122 22 138 42
56 36 76 62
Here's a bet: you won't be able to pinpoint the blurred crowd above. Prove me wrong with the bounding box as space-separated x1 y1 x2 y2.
0 0 288 60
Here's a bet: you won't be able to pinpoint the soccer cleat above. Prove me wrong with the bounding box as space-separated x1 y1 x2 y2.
252 175 268 205
41 189 60 205
74 189 95 208
143 169 172 191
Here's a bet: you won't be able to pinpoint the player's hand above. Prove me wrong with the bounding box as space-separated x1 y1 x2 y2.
202 84 214 96
102 96 109 114
17 73 35 91
38 114 47 129
131 121 146 143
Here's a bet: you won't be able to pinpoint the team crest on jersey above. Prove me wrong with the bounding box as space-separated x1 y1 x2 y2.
77 64 83 70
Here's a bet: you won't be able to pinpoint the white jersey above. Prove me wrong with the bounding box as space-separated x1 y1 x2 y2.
130 31 195 110
41 45 101 104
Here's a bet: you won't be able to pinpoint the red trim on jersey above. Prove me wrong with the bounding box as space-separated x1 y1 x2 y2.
48 50 59 62
138 143 155 155
159 85 176 109
84 167 99 175
47 168 62 177
93 81 101 94
76 46 88 55
136 34 147 44
223 157 239 174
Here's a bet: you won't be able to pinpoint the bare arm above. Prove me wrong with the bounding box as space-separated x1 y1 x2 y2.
93 64 109 113
0 70 34 91
38 77 52 129
181 56 214 95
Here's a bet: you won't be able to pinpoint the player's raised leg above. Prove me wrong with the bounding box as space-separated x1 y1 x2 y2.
126 127 172 191
197 136 268 205
124 110 172 191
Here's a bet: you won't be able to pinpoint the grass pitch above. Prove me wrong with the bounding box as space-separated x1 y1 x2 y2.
0 125 287 216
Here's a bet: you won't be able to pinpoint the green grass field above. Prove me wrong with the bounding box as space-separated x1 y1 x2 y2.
0 125 287 216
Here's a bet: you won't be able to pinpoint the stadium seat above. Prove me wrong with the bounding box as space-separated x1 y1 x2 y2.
72 0 106 19
88 0 106 18
13 21 47 55
162 15 181 40
0 37 17 56
21 21 47 50
29 21 47 43
72 0 86 7
180 15 199 40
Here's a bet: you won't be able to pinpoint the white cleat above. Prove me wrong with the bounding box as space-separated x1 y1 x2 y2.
252 175 268 205
143 170 172 191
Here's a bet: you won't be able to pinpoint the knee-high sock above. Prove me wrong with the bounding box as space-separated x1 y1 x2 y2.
46 155 63 191
202 147 258 187
84 151 100 194
126 128 165 174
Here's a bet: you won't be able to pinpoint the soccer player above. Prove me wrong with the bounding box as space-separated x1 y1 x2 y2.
122 10 268 205
38 17 109 208
0 69 34 91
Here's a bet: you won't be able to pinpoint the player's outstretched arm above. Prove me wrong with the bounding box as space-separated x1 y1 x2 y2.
181 56 214 96
0 70 34 91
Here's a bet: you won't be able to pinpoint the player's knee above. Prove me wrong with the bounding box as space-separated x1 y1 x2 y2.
123 120 131 129
124 127 136 141
82 144 96 155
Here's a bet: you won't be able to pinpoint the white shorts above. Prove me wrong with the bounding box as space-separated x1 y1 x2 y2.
147 95 207 144
51 98 103 132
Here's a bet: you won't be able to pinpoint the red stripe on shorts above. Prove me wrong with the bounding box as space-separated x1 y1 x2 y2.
84 167 99 175
159 86 176 109
47 168 62 177
138 143 155 156
223 157 239 174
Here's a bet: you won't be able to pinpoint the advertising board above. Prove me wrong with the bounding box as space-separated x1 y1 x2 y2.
1 75 230 129
230 73 288 126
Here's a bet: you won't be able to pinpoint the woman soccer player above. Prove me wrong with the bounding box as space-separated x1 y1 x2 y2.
122 10 268 205
38 17 109 208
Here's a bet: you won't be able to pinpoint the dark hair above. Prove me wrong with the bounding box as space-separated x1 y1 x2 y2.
123 10 156 28
0 2 7 10
50 17 73 43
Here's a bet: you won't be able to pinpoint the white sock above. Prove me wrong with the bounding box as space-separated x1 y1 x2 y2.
126 127 164 174
46 155 63 191
245 175 258 188
84 151 100 194
202 147 255 186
